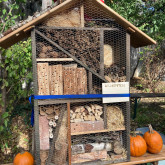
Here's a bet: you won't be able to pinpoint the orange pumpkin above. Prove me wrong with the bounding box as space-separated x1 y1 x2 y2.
13 151 34 165
130 135 147 157
143 124 163 154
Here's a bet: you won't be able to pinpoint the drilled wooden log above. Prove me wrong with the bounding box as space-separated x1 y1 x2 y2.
63 64 77 94
37 63 50 95
49 65 63 95
77 68 87 94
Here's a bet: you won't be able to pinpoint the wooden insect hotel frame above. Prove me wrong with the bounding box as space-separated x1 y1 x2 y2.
31 1 132 165
0 0 156 165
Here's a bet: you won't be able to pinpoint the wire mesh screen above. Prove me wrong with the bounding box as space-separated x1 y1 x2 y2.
32 1 130 164
38 102 129 164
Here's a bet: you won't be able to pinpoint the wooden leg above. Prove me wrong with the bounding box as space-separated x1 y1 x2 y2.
67 102 72 165
153 162 158 165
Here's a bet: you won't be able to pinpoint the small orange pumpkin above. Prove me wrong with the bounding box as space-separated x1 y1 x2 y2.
13 151 34 165
130 134 147 157
143 124 163 154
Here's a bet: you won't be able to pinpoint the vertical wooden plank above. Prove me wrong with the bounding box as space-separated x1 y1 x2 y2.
126 33 130 82
77 68 87 94
63 64 77 94
67 102 72 165
126 32 131 161
37 63 50 95
49 64 63 95
88 71 93 94
31 29 40 165
100 29 104 77
103 104 107 129
80 5 84 27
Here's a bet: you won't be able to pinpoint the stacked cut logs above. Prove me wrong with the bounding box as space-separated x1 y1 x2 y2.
70 104 103 123
40 105 60 139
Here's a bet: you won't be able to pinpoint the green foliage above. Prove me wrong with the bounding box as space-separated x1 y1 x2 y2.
0 0 33 110
105 0 165 42
0 0 33 152
131 101 165 135
0 39 33 110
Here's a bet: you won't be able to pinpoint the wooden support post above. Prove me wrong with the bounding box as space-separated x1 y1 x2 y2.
67 102 72 165
126 32 131 161
103 104 107 129
88 71 93 94
31 29 40 165
126 33 130 82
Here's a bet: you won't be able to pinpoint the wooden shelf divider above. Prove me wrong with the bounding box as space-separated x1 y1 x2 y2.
71 128 126 136
36 58 74 62
38 98 101 105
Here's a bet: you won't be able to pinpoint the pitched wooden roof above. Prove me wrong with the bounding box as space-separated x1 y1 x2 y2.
0 0 156 49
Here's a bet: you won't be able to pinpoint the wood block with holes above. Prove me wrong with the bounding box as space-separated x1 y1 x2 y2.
49 64 63 95
71 150 108 163
37 63 50 95
71 121 104 134
39 115 49 150
77 68 87 94
63 64 77 94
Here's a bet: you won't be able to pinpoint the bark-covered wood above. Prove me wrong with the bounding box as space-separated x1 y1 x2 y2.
53 107 68 165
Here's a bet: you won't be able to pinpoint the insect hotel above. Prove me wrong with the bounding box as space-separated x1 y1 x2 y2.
0 0 156 164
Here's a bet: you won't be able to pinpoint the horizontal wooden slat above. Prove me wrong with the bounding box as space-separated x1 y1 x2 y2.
113 146 165 165
37 58 74 62
38 98 101 105
71 128 125 136
39 26 119 31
